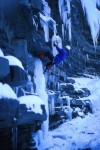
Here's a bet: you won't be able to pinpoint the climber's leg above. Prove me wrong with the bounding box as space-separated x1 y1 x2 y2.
46 60 55 70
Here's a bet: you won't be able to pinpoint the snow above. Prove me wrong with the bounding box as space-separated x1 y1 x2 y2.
5 55 24 69
34 58 49 138
18 95 44 114
0 83 17 99
0 49 4 57
0 51 24 70
41 76 100 150
80 0 100 46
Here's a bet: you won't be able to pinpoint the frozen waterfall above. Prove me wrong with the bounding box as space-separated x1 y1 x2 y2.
34 58 49 138
58 0 71 41
40 0 57 42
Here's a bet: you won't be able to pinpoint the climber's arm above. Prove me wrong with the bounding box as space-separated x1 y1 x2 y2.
55 46 62 53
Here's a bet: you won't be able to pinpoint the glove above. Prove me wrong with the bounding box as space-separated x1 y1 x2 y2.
53 41 58 47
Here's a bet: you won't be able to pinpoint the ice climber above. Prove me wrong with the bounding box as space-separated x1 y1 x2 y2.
38 41 71 71
45 42 71 70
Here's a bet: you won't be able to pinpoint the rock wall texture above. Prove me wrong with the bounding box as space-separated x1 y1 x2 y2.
0 0 100 79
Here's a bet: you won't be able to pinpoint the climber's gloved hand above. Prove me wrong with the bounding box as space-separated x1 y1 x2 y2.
53 41 58 47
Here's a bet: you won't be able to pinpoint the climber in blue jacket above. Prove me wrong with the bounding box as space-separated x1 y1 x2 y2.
45 42 71 70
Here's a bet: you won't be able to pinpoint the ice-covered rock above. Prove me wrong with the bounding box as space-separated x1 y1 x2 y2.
19 95 44 115
0 83 19 121
40 13 56 42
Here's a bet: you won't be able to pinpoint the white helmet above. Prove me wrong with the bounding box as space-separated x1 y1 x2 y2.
65 45 71 51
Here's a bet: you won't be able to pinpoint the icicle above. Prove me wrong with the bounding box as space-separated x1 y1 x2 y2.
42 0 51 17
68 19 71 41
58 0 64 18
86 54 89 61
62 24 64 39
80 0 100 46
34 58 49 138
58 0 71 41
43 23 49 42
53 22 57 36
12 127 18 150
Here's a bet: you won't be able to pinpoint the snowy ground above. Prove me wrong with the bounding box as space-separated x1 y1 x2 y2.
41 76 100 150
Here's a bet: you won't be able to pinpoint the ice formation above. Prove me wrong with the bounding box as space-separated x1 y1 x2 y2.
40 0 57 42
80 0 100 46
34 58 48 137
0 49 4 57
58 0 71 41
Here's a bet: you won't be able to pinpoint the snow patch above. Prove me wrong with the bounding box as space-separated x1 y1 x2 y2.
5 56 24 69
19 95 44 114
0 83 17 99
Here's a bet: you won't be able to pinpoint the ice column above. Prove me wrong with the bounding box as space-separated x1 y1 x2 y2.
58 0 71 41
40 0 57 42
34 58 49 137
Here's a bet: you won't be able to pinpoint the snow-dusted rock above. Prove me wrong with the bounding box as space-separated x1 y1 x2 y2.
0 83 19 121
19 95 45 115
5 55 24 70
18 95 47 123
0 57 10 80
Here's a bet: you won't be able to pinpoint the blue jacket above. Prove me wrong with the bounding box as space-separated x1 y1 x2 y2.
54 46 69 65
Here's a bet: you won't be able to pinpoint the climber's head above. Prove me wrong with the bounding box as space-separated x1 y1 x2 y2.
65 45 71 51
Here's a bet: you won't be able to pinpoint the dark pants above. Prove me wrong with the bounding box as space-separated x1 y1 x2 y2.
46 60 55 69
45 51 55 70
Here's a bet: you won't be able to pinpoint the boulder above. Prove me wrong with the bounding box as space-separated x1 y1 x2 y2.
66 78 75 84
0 98 19 121
0 57 10 80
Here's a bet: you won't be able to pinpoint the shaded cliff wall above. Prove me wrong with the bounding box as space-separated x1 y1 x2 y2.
0 0 100 78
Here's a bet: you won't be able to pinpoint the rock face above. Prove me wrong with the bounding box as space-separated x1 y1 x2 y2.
0 0 99 78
